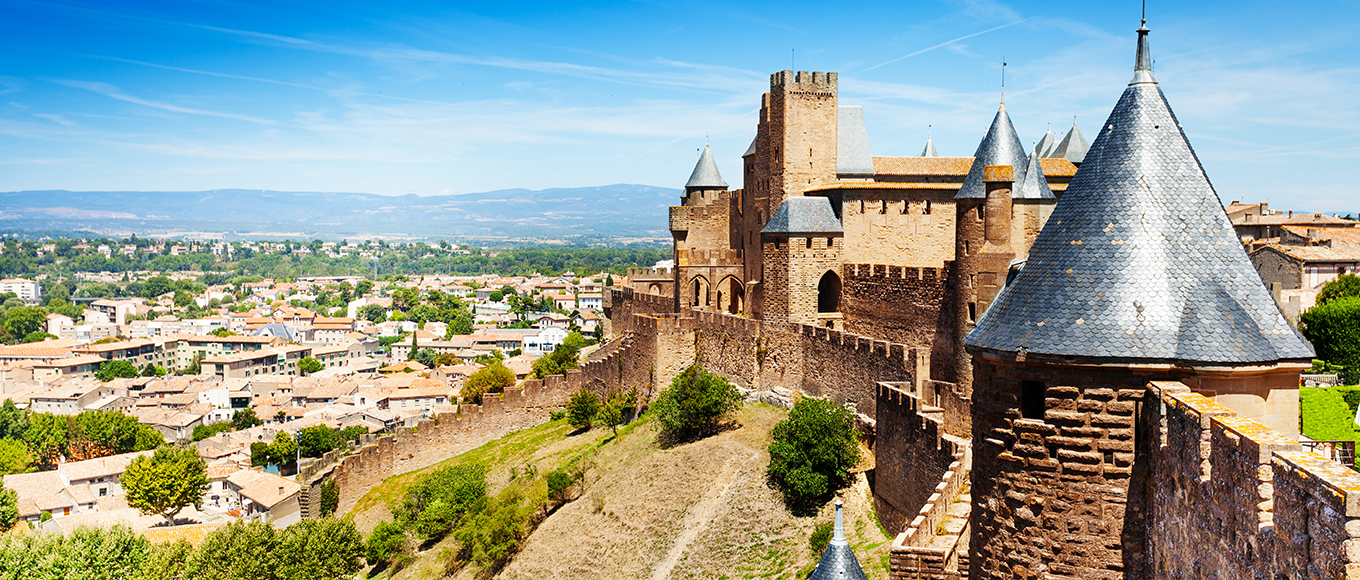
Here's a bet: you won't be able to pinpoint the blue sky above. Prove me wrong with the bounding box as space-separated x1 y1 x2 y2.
0 0 1357 213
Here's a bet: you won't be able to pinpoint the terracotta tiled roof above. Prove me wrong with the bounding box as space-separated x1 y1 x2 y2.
872 156 974 176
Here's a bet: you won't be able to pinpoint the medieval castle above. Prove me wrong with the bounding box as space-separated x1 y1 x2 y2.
605 18 1360 579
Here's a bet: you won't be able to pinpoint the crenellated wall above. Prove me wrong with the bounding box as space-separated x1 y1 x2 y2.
1143 381 1360 580
841 263 952 350
874 382 969 536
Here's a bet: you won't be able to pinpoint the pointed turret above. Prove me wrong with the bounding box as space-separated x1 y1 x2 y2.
957 104 1029 199
1052 120 1089 165
922 128 938 157
1034 124 1057 158
1014 151 1053 199
685 144 728 192
809 500 867 580
964 19 1314 365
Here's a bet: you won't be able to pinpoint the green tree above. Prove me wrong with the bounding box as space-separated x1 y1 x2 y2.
357 304 386 323
319 479 339 517
395 463 488 541
297 356 323 375
598 389 638 435
123 446 210 521
185 520 277 580
449 311 473 335
191 421 233 442
651 365 743 443
3 306 47 340
21 331 56 343
297 425 337 458
1301 296 1360 384
232 407 263 430
24 412 68 468
767 397 861 514
463 363 516 404
565 388 601 431
366 520 410 569
96 360 140 382
452 489 531 573
408 303 439 326
1318 274 1360 305
273 518 365 580
268 431 297 466
489 291 504 302
0 399 27 440
531 334 584 379
413 348 437 369
0 482 15 532
0 439 29 476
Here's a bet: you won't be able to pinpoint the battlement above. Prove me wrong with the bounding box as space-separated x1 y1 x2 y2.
626 267 671 279
770 70 838 95
676 248 743 266
1146 380 1360 577
845 263 946 283
875 382 970 545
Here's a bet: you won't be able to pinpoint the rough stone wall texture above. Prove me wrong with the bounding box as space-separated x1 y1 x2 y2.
1249 246 1303 291
761 236 843 326
1143 381 1360 580
768 70 837 204
841 263 950 350
968 357 1153 580
875 382 969 537
838 190 958 268
604 286 674 336
1010 200 1056 262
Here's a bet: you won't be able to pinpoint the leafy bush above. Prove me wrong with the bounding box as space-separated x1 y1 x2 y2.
273 518 365 580
767 397 860 514
1301 296 1360 384
319 480 339 517
531 333 586 379
598 389 638 435
232 407 263 430
651 365 743 443
565 388 600 431
191 421 233 442
0 484 15 532
549 410 566 421
451 489 531 574
1318 274 1360 305
366 520 410 568
464 364 516 404
95 360 139 382
394 463 488 541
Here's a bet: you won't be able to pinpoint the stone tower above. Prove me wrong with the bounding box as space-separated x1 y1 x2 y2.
963 21 1314 579
767 71 839 208
760 196 844 326
671 145 745 313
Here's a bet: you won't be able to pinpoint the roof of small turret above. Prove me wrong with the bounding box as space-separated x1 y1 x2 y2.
963 21 1315 365
809 500 868 580
761 196 843 235
957 105 1054 200
686 145 728 190
1053 122 1090 164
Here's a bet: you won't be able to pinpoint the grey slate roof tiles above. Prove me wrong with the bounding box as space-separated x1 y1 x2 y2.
1035 126 1058 158
1053 122 1090 164
922 136 938 157
809 500 868 580
964 23 1314 366
1014 151 1054 200
837 106 874 176
957 105 1054 200
685 145 728 190
761 196 843 235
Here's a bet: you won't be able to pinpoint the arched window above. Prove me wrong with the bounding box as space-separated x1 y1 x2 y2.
817 271 841 313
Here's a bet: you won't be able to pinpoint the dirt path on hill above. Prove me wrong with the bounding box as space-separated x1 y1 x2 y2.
647 451 757 580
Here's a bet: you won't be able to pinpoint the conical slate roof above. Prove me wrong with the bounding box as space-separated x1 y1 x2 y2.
957 105 1052 199
1035 126 1057 158
809 500 867 580
964 22 1314 365
742 137 757 158
922 136 938 157
1014 151 1053 199
1052 122 1089 164
685 145 728 190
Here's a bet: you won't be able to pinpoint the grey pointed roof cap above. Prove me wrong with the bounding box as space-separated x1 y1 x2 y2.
685 145 728 190
1053 122 1089 164
964 22 1314 365
957 105 1041 199
810 500 868 580
1014 151 1054 200
1035 127 1057 158
921 136 937 157
837 106 874 176
761 196 843 235
742 136 757 157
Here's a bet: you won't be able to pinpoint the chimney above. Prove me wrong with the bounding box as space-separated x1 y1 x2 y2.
1260 202 1269 214
1289 210 1293 218
278 486 284 494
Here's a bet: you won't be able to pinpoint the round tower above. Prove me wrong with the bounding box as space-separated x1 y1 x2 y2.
964 21 1314 579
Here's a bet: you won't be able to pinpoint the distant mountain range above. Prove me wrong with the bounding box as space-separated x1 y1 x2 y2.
0 185 680 241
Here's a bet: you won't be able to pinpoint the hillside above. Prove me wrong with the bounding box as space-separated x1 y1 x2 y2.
351 405 891 580
0 184 679 240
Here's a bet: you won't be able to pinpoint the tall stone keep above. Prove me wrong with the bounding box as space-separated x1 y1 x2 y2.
768 71 838 207
964 20 1314 579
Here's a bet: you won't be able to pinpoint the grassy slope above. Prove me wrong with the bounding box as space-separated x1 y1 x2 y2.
360 404 892 580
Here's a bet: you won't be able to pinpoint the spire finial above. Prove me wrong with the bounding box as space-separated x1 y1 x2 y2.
832 499 848 546
1132 10 1155 84
1000 59 1006 106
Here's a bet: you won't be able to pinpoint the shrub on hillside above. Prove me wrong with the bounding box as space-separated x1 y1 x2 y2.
651 365 742 443
394 463 489 541
565 388 600 431
598 388 638 435
366 520 411 569
767 397 860 514
1301 296 1360 384
451 489 532 574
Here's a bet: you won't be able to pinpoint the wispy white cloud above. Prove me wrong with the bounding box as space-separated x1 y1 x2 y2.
859 18 1032 73
50 79 276 124
32 113 74 126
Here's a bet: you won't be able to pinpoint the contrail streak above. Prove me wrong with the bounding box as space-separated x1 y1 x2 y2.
860 18 1032 74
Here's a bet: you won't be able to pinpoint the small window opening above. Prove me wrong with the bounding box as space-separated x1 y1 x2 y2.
969 273 976 287
901 201 909 214
978 205 985 221
880 200 887 214
1020 380 1046 420
924 200 932 215
968 302 976 323
1103 450 1115 465
963 241 970 256
806 238 813 249
827 238 834 248
859 200 865 213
